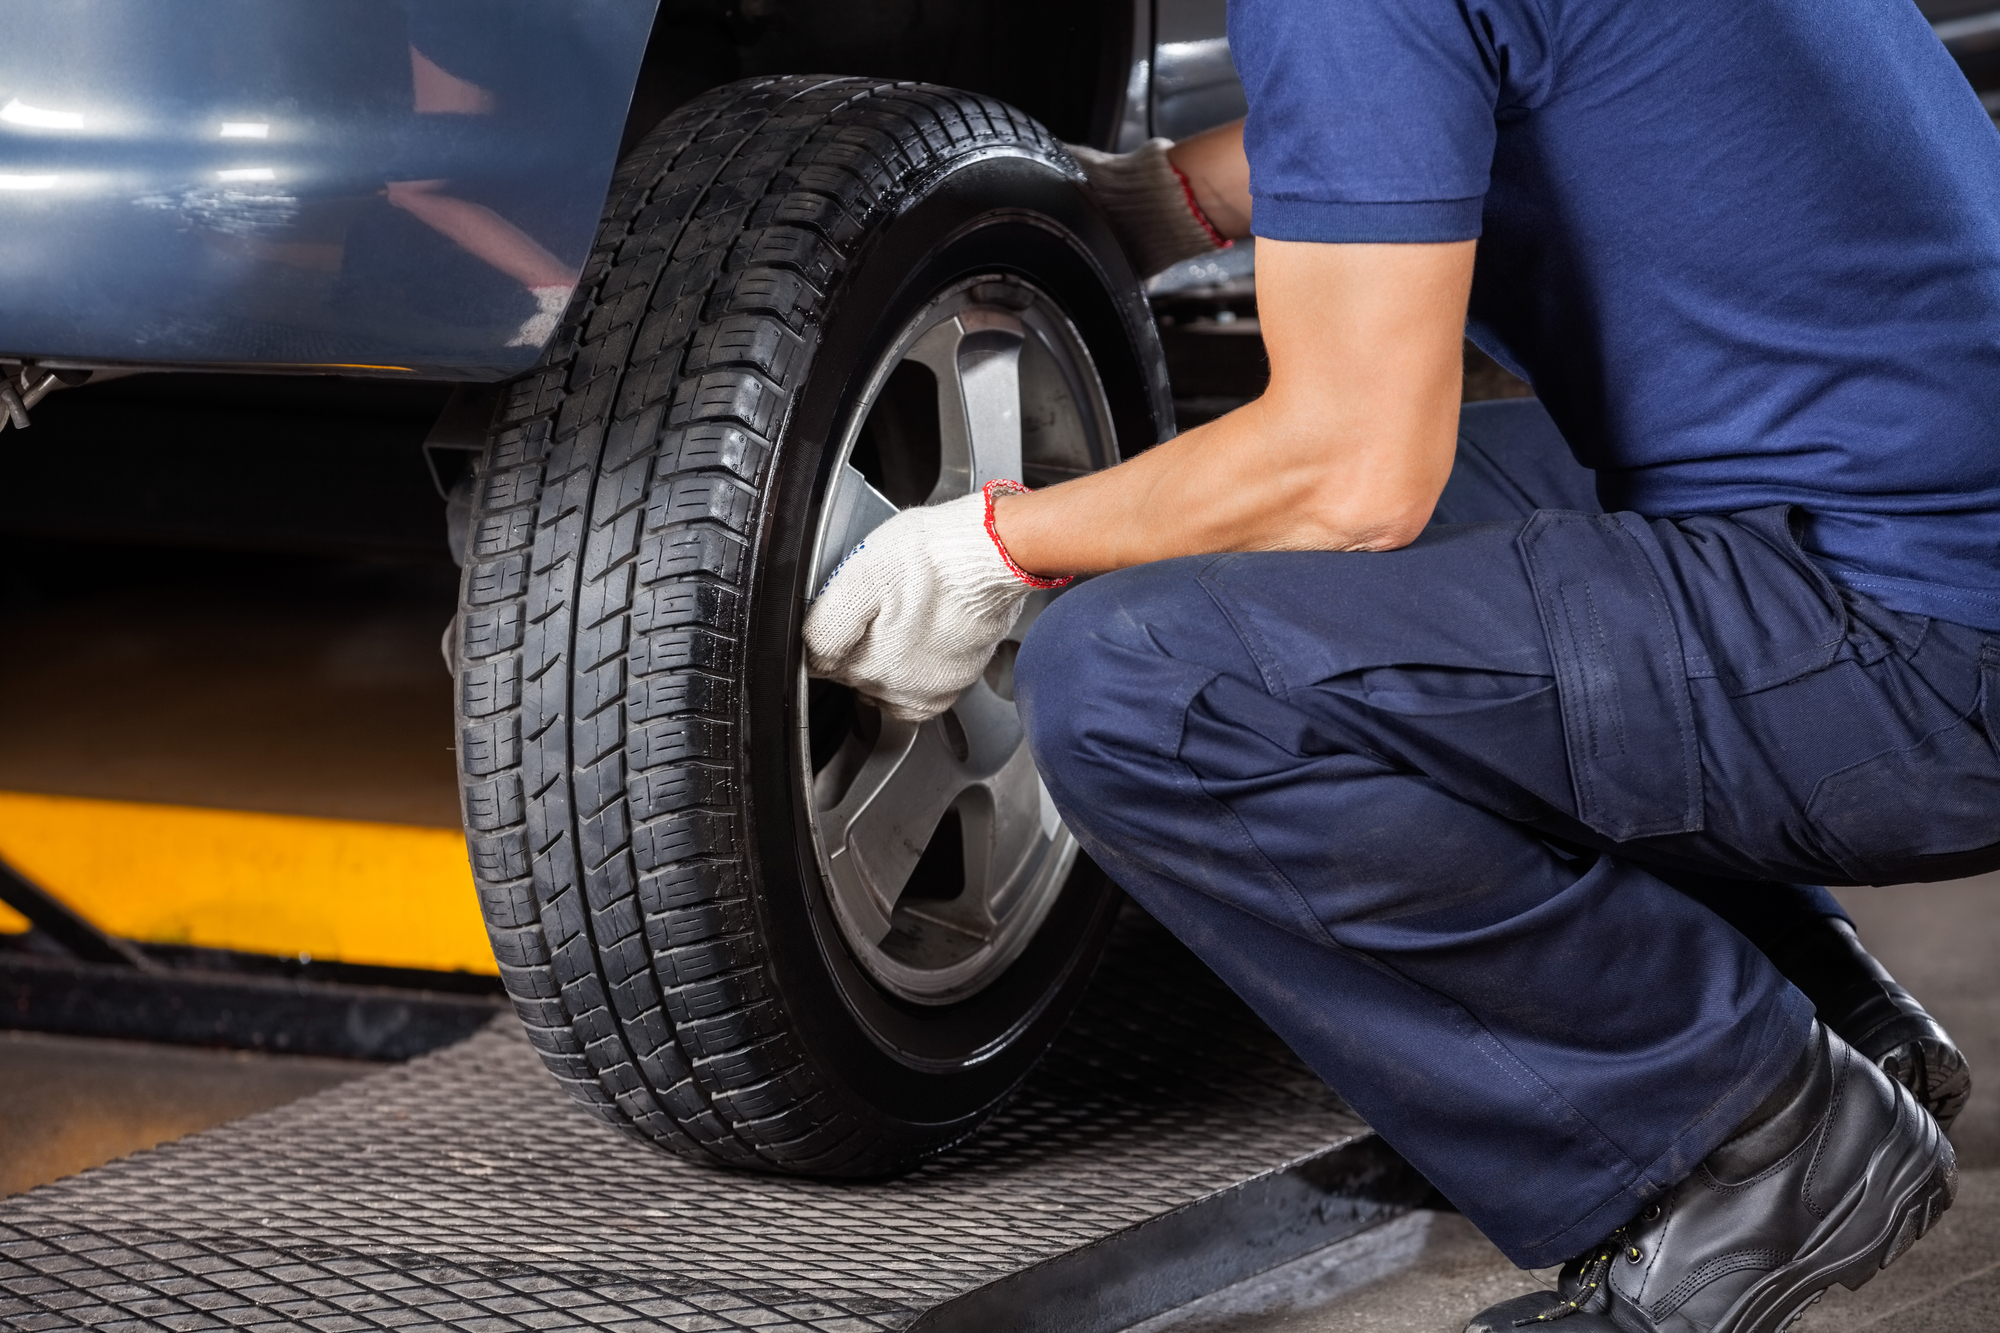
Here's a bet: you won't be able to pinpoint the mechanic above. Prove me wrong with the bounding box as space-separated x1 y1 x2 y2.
805 0 2000 1328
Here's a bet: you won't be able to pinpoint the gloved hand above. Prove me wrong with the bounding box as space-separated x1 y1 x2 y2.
804 480 1066 722
1065 138 1229 278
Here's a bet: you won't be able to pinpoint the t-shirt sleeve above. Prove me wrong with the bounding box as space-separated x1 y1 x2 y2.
1229 0 1550 243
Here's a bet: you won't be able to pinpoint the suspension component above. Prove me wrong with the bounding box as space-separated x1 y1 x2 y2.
0 360 91 433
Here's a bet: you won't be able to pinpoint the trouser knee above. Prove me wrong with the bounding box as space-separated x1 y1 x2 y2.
1015 558 1241 809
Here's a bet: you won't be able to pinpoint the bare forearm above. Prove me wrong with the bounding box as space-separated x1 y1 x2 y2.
993 406 1438 573
993 239 1473 576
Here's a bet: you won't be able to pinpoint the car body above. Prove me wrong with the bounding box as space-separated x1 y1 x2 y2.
3 0 1993 387
0 0 1229 384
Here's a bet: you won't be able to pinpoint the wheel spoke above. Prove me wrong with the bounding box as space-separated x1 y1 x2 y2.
811 463 898 595
979 746 1052 923
819 714 976 947
955 314 1025 492
904 310 1024 501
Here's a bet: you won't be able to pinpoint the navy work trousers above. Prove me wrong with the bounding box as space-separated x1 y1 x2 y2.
1015 399 2000 1268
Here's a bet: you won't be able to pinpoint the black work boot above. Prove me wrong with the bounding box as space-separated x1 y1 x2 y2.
1466 1023 1957 1333
1764 915 1970 1132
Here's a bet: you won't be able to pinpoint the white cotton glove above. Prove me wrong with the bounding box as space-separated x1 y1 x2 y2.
1064 138 1229 277
805 481 1066 722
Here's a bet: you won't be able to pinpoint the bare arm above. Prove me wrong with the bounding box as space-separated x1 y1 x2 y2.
991 237 1475 573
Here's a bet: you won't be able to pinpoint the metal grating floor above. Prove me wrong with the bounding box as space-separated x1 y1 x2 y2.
0 910 1419 1333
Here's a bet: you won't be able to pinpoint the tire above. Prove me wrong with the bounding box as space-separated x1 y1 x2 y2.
453 75 1172 1176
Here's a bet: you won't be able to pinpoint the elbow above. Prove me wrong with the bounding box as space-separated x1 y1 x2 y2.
1338 507 1433 553
1290 480 1437 553
1358 522 1430 553
1255 401 1452 556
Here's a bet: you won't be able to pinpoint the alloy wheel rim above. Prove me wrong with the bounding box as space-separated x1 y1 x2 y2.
798 274 1113 1006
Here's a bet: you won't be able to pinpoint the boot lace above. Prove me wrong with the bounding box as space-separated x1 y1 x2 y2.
1513 1225 1641 1326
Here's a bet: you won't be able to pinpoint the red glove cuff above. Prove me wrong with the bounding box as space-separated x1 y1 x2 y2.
1170 164 1232 252
983 480 1073 589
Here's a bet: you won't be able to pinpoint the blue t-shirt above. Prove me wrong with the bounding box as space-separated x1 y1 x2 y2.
1233 0 2000 631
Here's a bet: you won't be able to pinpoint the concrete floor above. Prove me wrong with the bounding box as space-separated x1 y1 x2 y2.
0 1029 362 1197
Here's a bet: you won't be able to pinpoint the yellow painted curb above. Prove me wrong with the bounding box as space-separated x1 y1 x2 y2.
0 791 496 975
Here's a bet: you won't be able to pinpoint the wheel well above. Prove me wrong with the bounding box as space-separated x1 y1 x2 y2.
619 0 1138 157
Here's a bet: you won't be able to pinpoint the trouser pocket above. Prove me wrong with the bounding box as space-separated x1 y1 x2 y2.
1807 641 2000 884
1518 511 1704 840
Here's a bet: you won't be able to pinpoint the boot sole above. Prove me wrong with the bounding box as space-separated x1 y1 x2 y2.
1720 1091 1958 1333
1878 1037 1972 1135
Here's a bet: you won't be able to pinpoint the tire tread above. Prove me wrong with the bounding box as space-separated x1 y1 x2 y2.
456 76 1067 1173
